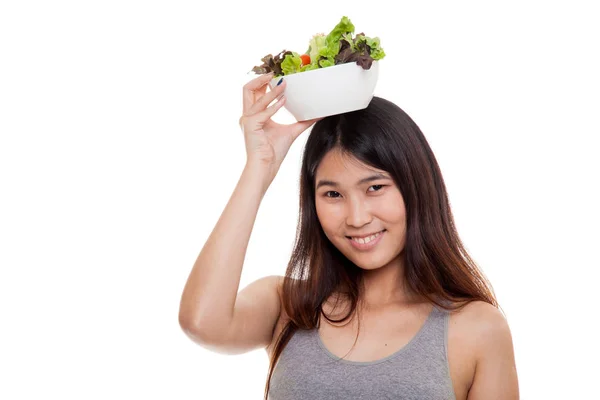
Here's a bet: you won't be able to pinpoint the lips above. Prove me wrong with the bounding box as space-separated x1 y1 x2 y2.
346 229 386 240
346 229 386 250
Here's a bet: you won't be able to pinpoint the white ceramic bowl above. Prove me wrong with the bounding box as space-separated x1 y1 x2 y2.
269 61 379 121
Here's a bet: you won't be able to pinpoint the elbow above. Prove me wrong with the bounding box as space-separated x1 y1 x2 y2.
178 300 211 341
179 313 207 340
178 313 197 336
178 314 226 346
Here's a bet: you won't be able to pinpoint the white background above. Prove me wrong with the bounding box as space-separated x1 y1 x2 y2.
1 1 599 398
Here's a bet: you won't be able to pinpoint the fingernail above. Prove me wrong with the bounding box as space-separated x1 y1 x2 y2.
277 78 283 86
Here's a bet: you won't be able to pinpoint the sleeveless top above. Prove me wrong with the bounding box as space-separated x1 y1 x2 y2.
268 305 456 400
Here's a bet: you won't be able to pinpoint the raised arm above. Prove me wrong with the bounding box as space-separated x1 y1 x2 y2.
178 72 319 354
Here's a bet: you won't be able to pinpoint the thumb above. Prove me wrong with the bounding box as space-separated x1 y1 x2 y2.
289 117 323 141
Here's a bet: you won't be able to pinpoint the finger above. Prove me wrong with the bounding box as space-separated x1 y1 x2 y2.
255 94 286 120
253 82 269 102
288 117 322 141
243 73 274 114
248 80 285 115
243 79 270 115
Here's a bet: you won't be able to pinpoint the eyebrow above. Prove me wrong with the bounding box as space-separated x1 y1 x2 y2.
316 173 391 190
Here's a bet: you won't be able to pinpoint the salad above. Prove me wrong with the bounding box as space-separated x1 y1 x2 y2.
250 16 385 78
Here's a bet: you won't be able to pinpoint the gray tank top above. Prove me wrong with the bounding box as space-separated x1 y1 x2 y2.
268 304 455 400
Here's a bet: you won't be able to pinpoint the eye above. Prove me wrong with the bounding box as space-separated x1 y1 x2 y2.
368 185 386 192
325 191 341 198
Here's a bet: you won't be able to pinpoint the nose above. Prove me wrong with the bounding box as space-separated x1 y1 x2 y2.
345 197 373 228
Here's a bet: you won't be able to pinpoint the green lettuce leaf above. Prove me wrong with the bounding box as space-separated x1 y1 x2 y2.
336 33 385 69
360 35 386 60
306 34 327 65
250 16 385 76
342 32 356 51
281 52 303 75
308 16 357 68
300 63 320 72
318 58 335 68
325 16 355 55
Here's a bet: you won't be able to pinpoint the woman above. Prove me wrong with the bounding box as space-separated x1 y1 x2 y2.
179 72 519 399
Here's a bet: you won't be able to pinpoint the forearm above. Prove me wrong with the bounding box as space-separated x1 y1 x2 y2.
179 161 271 333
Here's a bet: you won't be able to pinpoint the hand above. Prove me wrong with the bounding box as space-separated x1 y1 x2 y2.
239 73 321 182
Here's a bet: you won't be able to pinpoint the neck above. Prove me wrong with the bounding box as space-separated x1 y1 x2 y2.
359 256 421 310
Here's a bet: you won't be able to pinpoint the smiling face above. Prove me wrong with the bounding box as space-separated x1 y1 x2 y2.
314 148 407 271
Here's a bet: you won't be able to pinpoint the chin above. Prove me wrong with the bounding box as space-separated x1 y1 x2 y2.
340 245 404 272
354 262 386 271
341 250 392 271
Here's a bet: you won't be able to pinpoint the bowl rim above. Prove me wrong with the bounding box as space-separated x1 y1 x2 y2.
269 60 379 83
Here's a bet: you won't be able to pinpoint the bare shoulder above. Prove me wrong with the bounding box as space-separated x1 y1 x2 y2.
237 274 284 305
451 301 508 333
447 301 519 399
449 300 513 356
266 274 285 305
263 274 284 295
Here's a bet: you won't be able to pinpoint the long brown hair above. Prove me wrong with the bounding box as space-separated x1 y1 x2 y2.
264 96 497 398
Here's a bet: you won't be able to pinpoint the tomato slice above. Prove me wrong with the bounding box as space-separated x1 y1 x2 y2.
300 54 311 66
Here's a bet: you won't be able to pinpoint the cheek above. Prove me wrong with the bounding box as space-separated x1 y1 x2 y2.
315 202 330 230
374 194 406 224
381 204 405 223
316 202 343 234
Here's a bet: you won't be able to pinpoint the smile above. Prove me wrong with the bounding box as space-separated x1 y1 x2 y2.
346 230 386 250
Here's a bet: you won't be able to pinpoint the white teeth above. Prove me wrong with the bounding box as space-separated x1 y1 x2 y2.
351 231 382 244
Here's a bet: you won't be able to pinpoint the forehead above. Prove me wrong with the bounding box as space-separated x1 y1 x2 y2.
315 149 385 180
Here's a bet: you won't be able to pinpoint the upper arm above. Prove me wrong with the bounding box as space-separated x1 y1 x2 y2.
199 275 284 355
467 303 520 399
